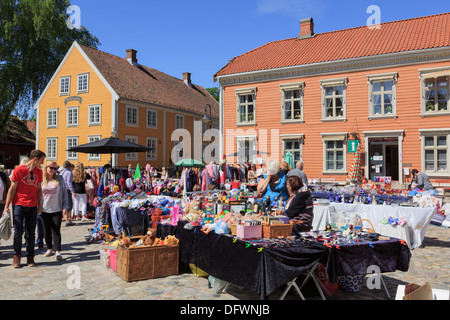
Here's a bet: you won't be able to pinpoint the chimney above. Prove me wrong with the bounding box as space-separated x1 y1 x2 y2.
183 72 192 87
126 49 138 66
298 18 314 39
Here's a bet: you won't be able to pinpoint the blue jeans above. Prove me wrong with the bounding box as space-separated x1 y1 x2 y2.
13 205 37 257
36 215 44 247
67 190 73 211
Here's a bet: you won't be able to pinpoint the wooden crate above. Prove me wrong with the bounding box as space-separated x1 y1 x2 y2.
116 243 179 282
262 223 293 239
230 224 236 235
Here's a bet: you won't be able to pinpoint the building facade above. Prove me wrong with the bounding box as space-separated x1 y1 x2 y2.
35 42 219 168
214 13 450 185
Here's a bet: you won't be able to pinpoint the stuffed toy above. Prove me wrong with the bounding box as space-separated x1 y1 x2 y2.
379 217 388 225
398 217 407 226
164 235 179 246
388 217 398 226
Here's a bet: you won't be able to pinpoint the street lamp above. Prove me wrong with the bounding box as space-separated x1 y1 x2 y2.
202 103 212 123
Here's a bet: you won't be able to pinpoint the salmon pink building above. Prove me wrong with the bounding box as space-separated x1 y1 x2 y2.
214 13 450 185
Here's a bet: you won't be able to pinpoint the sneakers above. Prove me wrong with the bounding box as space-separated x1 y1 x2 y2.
44 250 53 257
75 216 82 221
81 216 89 221
65 220 75 226
55 253 63 261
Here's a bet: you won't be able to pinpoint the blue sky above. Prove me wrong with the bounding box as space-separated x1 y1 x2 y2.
71 0 450 90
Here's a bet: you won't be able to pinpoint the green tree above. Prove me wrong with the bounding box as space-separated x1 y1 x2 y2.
206 87 220 102
0 0 100 128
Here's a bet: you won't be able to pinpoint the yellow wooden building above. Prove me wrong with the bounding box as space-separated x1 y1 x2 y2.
34 41 219 168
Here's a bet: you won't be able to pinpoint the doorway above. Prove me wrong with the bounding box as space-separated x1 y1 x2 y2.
368 138 399 181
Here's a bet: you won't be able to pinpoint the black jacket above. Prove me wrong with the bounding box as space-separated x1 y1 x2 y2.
284 190 314 230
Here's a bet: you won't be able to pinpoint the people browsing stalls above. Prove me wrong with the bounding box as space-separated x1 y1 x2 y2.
2 149 46 268
284 175 314 233
60 161 75 226
0 169 11 213
72 162 91 221
287 161 308 188
256 160 288 204
411 169 434 190
41 161 68 261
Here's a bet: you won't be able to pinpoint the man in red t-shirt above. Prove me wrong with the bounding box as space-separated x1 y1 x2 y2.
2 149 45 268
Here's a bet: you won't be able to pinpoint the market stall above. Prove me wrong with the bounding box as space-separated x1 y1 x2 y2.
91 172 419 300
156 221 411 299
312 202 436 249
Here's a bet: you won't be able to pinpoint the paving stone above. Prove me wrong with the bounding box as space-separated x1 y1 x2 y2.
0 220 448 300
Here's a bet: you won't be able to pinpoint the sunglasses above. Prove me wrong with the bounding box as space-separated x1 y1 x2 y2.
47 167 58 171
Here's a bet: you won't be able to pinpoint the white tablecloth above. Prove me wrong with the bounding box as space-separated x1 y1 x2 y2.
313 203 436 249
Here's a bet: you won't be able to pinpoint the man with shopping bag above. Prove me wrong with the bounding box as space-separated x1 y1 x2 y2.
2 150 46 268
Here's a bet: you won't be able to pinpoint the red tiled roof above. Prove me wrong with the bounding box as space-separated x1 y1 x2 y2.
79 44 219 118
215 12 450 78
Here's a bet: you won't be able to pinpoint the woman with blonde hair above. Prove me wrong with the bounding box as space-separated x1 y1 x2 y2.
280 161 291 175
41 161 68 261
72 162 91 221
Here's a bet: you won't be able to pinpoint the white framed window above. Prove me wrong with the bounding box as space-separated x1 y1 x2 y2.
175 114 184 129
59 76 70 96
280 83 304 123
322 133 347 174
419 128 450 176
126 105 138 126
88 104 101 126
235 87 257 125
88 135 101 161
66 136 78 160
46 137 57 160
77 73 89 93
146 137 157 160
67 106 79 127
236 136 257 164
146 109 157 128
281 134 304 165
321 78 347 121
419 68 450 117
125 135 138 160
367 73 397 119
47 109 58 128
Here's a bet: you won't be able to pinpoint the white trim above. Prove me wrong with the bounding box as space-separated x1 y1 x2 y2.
77 72 89 94
88 104 102 126
47 108 58 128
34 41 119 110
66 106 79 127
87 135 101 161
66 136 79 161
59 76 71 96
280 83 304 123
321 134 347 174
46 137 58 161
419 130 450 177
146 108 158 129
125 104 139 127
367 72 398 119
175 114 184 129
215 47 450 86
363 130 404 183
125 135 138 161
145 137 157 161
321 78 347 122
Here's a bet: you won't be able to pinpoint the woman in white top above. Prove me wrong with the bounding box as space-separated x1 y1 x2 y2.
41 161 68 261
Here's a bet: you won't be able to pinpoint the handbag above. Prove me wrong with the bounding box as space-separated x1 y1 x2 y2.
0 211 12 241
